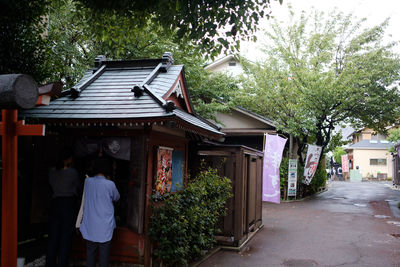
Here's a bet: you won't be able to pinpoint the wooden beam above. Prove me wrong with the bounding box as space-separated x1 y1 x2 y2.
16 120 45 136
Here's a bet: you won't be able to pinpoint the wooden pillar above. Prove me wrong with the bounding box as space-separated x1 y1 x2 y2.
1 110 18 267
0 74 44 267
0 110 45 267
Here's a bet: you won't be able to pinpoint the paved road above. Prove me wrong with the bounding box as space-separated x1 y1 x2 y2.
199 181 400 267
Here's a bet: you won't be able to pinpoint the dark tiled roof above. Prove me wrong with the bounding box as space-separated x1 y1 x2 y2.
21 55 222 138
348 139 395 149
23 67 166 119
151 65 183 97
236 106 275 127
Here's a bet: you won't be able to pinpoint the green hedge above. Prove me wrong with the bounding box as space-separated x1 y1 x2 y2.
148 168 232 266
279 157 327 198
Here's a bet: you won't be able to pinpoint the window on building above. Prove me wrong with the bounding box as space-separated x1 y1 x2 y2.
371 133 387 140
228 62 236 66
370 158 387 166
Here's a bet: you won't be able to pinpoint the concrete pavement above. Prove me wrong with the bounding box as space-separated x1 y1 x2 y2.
199 181 400 267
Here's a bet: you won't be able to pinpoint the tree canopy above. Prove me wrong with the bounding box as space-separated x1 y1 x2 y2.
0 0 50 82
0 0 281 82
234 8 400 163
0 0 262 117
0 0 274 118
333 147 346 164
77 0 282 55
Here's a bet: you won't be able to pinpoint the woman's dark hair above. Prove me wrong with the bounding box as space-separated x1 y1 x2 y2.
92 157 112 177
55 149 73 170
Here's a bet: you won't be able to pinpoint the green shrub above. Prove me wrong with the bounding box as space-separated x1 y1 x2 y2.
148 168 232 266
279 157 289 193
309 163 327 193
293 160 326 198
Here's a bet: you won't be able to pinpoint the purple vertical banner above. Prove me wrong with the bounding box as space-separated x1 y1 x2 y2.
263 134 287 203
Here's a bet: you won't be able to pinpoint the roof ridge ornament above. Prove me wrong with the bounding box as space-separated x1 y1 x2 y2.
131 62 163 97
160 52 174 72
70 64 107 98
142 84 175 113
163 100 176 112
94 55 107 69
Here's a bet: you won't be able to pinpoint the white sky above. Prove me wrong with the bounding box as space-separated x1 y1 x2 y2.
241 0 400 61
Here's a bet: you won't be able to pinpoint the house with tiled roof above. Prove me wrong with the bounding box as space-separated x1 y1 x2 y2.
19 52 224 265
204 54 244 76
211 106 276 151
346 128 395 180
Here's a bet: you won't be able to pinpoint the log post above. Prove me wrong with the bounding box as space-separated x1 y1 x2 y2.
0 74 39 109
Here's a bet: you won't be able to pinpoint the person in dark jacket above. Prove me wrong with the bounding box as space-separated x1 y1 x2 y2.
46 150 80 267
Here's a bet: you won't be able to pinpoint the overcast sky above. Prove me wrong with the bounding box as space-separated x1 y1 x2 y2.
242 0 400 60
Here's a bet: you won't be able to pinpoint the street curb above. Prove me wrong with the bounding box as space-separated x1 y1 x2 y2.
190 225 264 266
190 246 221 267
281 187 328 203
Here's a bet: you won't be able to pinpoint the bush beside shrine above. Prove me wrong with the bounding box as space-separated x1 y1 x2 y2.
280 157 327 199
149 168 232 266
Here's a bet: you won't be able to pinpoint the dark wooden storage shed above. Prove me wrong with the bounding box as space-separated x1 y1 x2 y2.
19 53 224 266
193 143 264 248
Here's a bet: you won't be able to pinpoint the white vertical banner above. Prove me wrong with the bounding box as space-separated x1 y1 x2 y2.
287 159 298 197
262 134 287 204
303 144 322 185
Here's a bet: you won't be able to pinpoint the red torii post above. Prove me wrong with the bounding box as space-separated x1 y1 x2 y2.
0 74 45 267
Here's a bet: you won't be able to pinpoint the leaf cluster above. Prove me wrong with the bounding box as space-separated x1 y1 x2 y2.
333 147 346 164
387 127 400 153
1 0 243 118
0 0 51 81
307 163 327 195
77 0 282 56
148 168 232 266
235 8 400 159
279 157 326 198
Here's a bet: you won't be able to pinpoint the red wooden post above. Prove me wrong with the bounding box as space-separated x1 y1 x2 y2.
0 74 45 267
1 110 18 267
0 110 45 267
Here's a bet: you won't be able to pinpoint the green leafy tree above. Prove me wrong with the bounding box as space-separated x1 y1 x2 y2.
46 0 236 118
234 8 400 164
1 0 250 118
77 0 283 56
0 0 51 82
0 0 282 83
333 147 346 164
387 127 400 153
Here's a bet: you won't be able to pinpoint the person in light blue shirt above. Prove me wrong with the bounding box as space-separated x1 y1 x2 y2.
79 158 120 267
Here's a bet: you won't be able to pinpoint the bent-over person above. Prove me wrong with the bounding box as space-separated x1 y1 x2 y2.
79 157 120 267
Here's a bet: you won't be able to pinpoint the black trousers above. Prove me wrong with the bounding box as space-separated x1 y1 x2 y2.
46 197 77 267
86 240 112 267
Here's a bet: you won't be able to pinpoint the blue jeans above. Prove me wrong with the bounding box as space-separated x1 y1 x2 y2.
86 240 112 267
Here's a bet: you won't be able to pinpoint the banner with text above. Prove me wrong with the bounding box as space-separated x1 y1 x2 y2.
287 159 298 197
303 144 322 185
341 154 349 173
263 134 287 203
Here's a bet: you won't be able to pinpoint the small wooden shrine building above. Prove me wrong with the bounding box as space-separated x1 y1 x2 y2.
20 53 224 265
